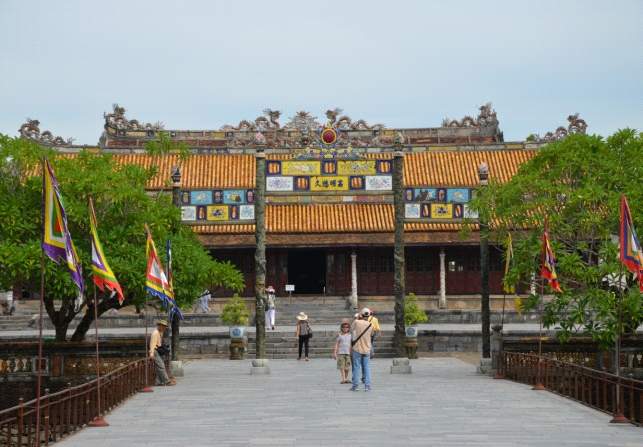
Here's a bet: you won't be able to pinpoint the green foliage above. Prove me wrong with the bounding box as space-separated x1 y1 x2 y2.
144 131 191 162
467 130 642 349
220 294 250 326
404 293 429 326
0 134 244 340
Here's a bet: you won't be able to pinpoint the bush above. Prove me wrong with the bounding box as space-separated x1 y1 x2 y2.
220 294 250 326
405 293 429 326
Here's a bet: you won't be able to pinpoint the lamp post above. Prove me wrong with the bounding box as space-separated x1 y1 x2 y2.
478 162 491 360
170 166 181 362
254 132 267 361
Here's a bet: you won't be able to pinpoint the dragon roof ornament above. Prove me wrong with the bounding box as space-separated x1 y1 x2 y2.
529 113 588 143
442 103 499 128
19 119 73 146
104 104 164 132
221 109 281 132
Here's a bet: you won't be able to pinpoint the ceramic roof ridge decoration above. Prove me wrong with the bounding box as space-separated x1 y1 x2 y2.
18 119 73 147
528 113 588 143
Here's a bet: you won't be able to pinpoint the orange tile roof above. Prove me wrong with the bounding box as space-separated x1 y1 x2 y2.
404 150 536 186
111 153 256 189
191 204 478 235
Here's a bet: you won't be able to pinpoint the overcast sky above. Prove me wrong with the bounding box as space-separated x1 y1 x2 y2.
1 0 641 145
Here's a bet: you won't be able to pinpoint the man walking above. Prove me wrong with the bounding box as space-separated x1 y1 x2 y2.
351 308 373 391
149 319 175 386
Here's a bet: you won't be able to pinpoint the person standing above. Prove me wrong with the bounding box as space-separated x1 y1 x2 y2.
198 289 211 313
265 286 276 330
351 308 373 391
367 310 381 358
333 320 352 383
295 312 312 361
149 319 175 386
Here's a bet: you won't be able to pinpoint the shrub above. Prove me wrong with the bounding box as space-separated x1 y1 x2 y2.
405 293 429 326
220 294 250 326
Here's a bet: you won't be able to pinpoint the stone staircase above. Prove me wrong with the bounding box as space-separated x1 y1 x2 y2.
271 295 354 325
0 315 34 331
246 329 396 359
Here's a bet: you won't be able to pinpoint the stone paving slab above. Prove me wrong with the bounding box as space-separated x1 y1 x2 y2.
55 358 641 447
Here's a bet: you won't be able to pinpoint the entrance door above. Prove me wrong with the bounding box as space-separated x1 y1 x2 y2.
287 250 326 294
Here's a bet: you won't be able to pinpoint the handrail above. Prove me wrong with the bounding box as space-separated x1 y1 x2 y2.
0 358 155 446
499 351 642 426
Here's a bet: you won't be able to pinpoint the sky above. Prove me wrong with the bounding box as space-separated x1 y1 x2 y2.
1 0 641 145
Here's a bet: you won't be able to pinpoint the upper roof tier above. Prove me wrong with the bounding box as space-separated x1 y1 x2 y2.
99 104 504 151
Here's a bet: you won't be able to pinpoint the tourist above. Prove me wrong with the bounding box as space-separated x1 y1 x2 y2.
350 308 373 391
196 289 211 313
295 312 312 361
149 319 175 386
333 319 352 383
265 286 276 330
367 309 381 358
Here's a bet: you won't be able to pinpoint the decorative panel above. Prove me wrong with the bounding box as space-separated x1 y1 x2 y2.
404 186 476 221
180 188 256 223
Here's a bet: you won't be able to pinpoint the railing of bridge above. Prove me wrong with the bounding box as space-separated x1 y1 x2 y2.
499 352 642 426
0 358 154 446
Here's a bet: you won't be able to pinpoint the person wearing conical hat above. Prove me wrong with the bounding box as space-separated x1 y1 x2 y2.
295 312 312 361
149 319 175 386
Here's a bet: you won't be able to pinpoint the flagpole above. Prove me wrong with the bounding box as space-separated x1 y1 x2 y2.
532 278 545 391
610 263 628 423
35 158 46 446
88 283 109 426
141 296 154 393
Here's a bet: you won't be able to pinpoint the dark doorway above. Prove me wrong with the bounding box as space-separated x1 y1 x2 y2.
287 250 326 294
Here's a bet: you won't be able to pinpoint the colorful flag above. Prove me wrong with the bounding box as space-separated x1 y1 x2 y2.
89 198 124 304
145 227 182 318
503 233 516 294
619 195 643 292
42 160 84 294
540 221 562 293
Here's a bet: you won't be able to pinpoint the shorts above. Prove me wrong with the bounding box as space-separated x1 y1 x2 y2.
336 354 351 370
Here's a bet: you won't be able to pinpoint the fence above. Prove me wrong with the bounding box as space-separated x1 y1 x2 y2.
0 358 154 446
500 352 642 426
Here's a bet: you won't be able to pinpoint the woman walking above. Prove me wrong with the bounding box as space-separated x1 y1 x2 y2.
265 286 276 330
295 312 312 361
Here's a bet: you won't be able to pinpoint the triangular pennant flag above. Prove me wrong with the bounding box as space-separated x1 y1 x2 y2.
620 195 643 292
42 160 84 294
540 220 562 293
89 198 124 304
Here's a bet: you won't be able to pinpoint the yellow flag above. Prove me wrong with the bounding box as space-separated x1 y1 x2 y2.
503 233 516 294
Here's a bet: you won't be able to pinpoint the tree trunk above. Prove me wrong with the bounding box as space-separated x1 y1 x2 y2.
254 151 267 359
70 296 119 342
393 151 406 356
171 312 180 360
54 323 68 342
480 207 491 358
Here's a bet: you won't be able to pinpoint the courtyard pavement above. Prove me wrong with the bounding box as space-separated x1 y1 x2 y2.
55 357 641 447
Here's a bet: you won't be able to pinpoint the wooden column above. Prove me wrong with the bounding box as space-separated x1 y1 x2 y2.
479 163 491 359
325 252 335 295
170 167 181 361
254 150 267 359
350 251 358 309
439 248 446 309
393 149 406 356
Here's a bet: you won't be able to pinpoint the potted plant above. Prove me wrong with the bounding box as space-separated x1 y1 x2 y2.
404 293 428 358
221 294 250 339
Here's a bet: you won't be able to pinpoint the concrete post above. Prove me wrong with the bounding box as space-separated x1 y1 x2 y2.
393 148 406 357
349 251 358 310
439 248 446 309
254 149 267 361
478 162 491 360
170 166 183 376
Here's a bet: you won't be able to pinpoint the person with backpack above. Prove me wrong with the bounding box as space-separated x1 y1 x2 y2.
350 308 373 391
295 312 312 361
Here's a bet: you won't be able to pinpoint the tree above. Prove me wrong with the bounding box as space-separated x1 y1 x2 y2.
468 130 642 349
0 134 244 341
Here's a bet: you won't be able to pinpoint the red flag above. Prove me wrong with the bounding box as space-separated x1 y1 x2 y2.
540 221 562 293
619 195 643 292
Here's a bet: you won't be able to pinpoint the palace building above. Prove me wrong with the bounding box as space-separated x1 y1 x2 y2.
19 105 587 310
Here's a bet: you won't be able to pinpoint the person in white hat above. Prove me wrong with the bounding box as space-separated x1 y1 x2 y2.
350 308 373 391
295 312 312 361
265 286 277 330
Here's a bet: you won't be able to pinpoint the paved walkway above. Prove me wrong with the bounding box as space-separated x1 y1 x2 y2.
56 358 640 447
